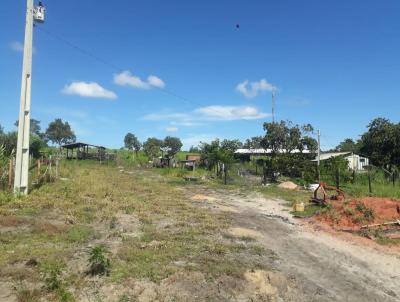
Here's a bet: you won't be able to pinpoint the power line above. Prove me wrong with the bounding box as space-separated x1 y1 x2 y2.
36 26 269 126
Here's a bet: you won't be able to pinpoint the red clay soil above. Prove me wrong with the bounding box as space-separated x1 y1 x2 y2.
315 197 400 231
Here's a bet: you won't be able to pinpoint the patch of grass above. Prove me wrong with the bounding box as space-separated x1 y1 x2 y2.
258 185 311 205
375 236 400 246
63 225 95 243
15 284 41 302
1 160 276 298
16 207 39 216
41 262 64 291
292 204 322 217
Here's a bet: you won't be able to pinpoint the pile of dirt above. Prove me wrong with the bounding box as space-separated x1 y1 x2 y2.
278 181 298 190
316 197 400 230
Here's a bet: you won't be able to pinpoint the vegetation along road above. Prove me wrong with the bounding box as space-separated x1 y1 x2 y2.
0 161 399 301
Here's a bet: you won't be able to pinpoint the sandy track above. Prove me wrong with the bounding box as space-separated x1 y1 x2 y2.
190 187 400 302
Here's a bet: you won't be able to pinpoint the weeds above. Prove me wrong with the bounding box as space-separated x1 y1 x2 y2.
88 245 111 276
41 263 63 291
355 202 375 222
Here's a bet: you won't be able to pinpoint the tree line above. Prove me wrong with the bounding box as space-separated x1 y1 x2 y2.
334 118 400 170
0 118 76 158
124 133 183 160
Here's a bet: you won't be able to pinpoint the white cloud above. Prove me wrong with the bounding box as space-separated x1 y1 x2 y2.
236 79 277 98
62 82 117 100
196 105 269 120
165 127 178 132
143 105 269 126
114 71 165 89
10 41 37 54
148 75 165 88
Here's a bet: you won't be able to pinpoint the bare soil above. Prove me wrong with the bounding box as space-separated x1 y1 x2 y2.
189 186 400 302
316 197 400 230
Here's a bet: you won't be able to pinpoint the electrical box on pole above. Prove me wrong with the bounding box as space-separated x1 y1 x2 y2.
14 0 45 195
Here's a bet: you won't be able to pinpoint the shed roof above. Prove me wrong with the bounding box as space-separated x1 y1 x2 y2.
61 142 105 150
234 148 311 155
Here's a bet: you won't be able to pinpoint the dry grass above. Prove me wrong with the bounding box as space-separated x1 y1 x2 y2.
0 161 270 301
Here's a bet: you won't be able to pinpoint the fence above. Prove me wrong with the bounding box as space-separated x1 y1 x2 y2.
0 156 61 192
223 162 400 199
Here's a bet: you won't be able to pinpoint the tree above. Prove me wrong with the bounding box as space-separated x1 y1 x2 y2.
0 123 3 134
162 136 182 158
335 138 360 153
199 139 234 184
359 118 400 168
261 121 317 154
189 145 200 153
243 136 263 149
15 118 42 137
124 133 141 154
220 139 243 153
45 118 76 146
143 137 162 159
260 120 317 180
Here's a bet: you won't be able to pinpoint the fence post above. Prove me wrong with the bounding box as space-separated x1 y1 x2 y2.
37 159 41 178
392 173 395 187
224 164 227 185
8 158 13 189
352 170 356 184
368 171 372 194
55 158 59 179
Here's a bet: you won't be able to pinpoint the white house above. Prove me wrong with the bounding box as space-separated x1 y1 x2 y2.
313 152 370 171
235 148 311 155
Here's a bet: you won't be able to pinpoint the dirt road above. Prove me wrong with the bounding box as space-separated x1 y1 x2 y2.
190 186 400 302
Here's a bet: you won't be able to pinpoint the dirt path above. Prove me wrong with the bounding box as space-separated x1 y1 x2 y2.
189 187 400 302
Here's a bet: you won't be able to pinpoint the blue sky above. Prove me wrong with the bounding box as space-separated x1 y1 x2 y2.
1 0 399 150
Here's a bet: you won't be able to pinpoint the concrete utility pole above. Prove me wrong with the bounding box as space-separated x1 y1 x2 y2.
317 129 321 182
14 0 45 194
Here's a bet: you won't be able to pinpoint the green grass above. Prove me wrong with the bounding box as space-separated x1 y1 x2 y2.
292 204 323 217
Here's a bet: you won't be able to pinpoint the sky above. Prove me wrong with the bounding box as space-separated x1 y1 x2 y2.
1 0 399 150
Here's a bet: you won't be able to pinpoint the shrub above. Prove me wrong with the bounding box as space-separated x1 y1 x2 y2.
88 245 111 276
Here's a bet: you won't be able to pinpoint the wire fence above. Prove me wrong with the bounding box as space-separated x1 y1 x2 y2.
0 156 61 193
223 162 400 199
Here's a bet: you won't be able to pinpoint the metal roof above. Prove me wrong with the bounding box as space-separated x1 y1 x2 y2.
61 142 105 149
234 148 311 154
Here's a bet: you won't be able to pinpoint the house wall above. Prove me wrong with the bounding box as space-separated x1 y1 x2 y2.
345 154 369 171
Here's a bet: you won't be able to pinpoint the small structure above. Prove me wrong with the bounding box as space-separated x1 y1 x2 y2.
153 157 177 168
313 152 369 171
234 148 312 161
178 154 201 171
186 154 201 162
61 142 114 161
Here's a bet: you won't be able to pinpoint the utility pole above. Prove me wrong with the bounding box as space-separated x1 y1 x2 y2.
317 129 321 182
271 91 276 123
14 0 45 194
